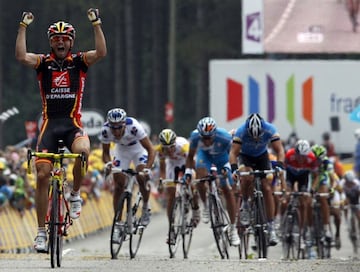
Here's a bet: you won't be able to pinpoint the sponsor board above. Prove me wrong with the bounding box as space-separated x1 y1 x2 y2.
210 60 360 154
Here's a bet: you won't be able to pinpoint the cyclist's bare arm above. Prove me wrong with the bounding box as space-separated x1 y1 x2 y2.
84 23 107 66
102 143 112 164
139 136 155 169
270 138 285 163
185 147 196 169
15 24 40 67
229 140 241 166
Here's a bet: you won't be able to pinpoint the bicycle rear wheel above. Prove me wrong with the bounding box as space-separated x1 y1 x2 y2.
182 199 193 259
168 196 182 258
110 193 130 259
209 194 230 259
129 192 144 258
49 180 59 268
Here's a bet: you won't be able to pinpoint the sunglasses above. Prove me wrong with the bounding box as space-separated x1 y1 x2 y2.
109 124 124 130
163 144 175 149
201 136 213 141
51 36 71 42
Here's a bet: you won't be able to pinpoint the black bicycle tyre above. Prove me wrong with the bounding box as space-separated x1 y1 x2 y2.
129 193 144 259
313 207 324 259
238 226 249 259
209 194 229 259
168 196 182 258
291 209 301 260
281 210 291 260
350 215 358 254
182 197 193 259
254 195 267 259
56 192 65 267
49 180 59 268
110 193 130 259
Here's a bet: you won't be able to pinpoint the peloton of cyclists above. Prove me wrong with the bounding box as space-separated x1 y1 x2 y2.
184 117 240 246
99 108 155 226
155 128 201 243
229 113 285 246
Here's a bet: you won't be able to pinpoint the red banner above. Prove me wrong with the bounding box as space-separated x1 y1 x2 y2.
165 102 174 123
25 121 37 139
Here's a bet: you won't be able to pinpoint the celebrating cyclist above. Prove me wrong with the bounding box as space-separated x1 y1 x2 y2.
99 108 155 226
155 129 200 242
229 113 285 246
184 117 240 246
15 9 107 252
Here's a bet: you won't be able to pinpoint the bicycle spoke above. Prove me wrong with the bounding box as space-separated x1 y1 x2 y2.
182 201 193 259
130 193 144 259
168 197 182 258
110 194 129 259
49 181 58 268
209 195 229 259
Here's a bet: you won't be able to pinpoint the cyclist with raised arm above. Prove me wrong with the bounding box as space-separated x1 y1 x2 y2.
311 144 340 246
15 9 107 252
184 117 240 246
229 113 285 246
284 140 318 248
155 129 200 243
99 108 155 227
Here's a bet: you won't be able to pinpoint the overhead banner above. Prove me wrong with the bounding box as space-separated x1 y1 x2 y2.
242 0 264 54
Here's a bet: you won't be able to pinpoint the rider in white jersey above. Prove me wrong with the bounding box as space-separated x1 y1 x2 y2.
99 108 155 226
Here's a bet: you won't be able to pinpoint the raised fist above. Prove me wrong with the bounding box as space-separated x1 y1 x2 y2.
21 12 34 26
87 8 101 25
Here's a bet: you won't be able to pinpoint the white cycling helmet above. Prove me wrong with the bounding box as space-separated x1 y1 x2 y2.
197 117 217 137
107 108 127 123
344 170 356 183
295 139 311 155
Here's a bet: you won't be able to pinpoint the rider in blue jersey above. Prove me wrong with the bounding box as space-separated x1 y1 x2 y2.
184 117 240 246
229 113 285 246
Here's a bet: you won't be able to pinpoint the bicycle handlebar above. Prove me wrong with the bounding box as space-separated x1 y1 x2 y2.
27 149 86 175
235 169 280 177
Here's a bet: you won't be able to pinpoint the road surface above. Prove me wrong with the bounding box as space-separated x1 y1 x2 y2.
1 208 359 271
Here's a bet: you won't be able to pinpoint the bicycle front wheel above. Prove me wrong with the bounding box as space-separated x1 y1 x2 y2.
209 194 230 259
49 180 59 268
168 196 182 258
110 193 130 259
238 225 250 259
182 198 193 259
254 196 268 259
129 192 144 259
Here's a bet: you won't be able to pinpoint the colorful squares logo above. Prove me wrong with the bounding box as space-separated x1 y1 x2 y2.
226 75 313 127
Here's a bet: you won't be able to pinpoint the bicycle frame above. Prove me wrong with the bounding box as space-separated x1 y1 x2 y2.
110 168 146 259
237 169 278 259
195 172 231 259
162 173 194 259
311 192 331 259
27 145 86 268
348 204 360 254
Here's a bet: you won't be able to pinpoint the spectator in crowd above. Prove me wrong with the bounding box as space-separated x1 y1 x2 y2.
322 132 336 157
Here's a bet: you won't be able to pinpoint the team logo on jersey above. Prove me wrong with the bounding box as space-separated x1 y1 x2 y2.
131 126 138 136
52 71 70 88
